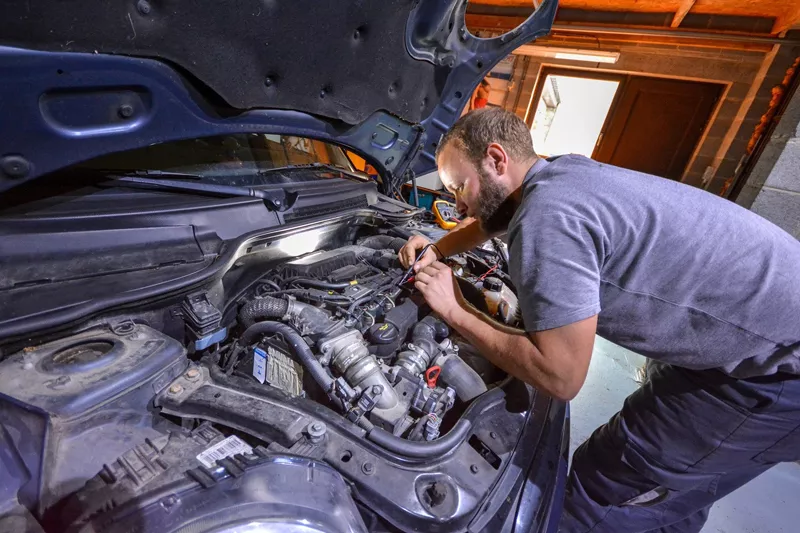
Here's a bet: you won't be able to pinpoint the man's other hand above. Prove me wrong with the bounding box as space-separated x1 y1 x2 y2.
398 235 439 271
414 262 465 322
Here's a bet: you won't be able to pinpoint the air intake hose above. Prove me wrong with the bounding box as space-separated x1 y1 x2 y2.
395 316 448 375
437 354 487 402
412 316 449 346
359 235 407 252
240 296 290 327
240 297 340 336
239 321 334 393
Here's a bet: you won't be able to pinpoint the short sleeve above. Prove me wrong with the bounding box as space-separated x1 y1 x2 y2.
508 212 602 332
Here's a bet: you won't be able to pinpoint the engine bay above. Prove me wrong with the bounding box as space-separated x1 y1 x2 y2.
0 224 548 533
217 235 518 445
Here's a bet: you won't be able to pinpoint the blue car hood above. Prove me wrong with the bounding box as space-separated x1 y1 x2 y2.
0 0 556 194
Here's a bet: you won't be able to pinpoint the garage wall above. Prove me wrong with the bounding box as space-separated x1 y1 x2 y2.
503 35 799 195
736 87 800 238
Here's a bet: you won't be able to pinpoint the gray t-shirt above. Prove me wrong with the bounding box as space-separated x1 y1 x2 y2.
507 154 800 379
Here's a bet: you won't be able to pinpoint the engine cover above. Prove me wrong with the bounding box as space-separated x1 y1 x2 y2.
0 323 186 516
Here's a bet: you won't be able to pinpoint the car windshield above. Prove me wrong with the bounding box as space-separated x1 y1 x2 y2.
77 133 357 181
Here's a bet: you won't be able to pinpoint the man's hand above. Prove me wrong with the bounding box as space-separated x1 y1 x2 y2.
398 235 441 271
414 262 466 321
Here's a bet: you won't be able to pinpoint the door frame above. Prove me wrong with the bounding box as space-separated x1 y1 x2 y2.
525 67 627 159
525 66 727 182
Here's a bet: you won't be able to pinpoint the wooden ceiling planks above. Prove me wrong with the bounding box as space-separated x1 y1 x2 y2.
470 0 800 34
474 0 680 10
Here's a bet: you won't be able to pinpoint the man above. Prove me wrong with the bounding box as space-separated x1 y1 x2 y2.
399 107 800 532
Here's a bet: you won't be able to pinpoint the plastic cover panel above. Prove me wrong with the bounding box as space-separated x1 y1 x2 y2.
71 455 368 533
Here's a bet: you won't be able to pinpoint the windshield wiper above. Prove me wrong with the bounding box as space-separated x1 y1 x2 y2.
92 168 206 179
108 176 268 198
99 175 289 210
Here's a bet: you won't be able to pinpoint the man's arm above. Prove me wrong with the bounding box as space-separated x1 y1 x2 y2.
436 216 496 257
447 303 596 401
399 217 496 270
415 262 596 401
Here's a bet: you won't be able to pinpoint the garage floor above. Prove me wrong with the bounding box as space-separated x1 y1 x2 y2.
570 337 800 533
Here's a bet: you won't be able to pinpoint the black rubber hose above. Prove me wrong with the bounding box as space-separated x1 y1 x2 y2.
359 235 407 252
347 294 375 315
366 419 472 458
255 288 352 302
260 279 281 292
412 315 449 343
338 245 382 261
403 315 449 366
239 321 334 393
240 296 290 327
292 278 353 290
439 355 488 402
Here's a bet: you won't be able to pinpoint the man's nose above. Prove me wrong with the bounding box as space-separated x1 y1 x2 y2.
455 197 468 216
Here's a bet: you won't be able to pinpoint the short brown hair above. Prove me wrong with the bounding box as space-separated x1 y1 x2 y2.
436 108 536 166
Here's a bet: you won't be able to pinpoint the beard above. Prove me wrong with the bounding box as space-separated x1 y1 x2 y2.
476 167 517 233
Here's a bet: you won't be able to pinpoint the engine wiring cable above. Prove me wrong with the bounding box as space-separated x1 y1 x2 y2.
398 243 444 286
477 264 498 282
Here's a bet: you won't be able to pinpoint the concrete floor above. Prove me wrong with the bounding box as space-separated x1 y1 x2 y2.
569 337 800 533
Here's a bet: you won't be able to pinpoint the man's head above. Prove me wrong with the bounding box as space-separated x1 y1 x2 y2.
436 108 537 233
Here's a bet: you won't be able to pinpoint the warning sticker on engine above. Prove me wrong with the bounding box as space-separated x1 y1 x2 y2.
253 346 267 384
196 435 253 468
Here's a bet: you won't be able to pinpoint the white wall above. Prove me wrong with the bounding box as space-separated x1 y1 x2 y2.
414 170 444 190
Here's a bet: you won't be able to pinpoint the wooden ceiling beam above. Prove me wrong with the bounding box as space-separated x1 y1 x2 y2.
772 6 800 35
671 0 696 28
466 14 527 33
464 14 782 51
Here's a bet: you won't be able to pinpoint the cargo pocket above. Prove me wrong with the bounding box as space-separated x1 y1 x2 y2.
619 486 671 508
617 440 720 508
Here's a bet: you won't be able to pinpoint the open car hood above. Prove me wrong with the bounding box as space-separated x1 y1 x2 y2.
0 0 556 194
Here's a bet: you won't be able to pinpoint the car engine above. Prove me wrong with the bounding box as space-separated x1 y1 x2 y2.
218 235 516 443
0 228 533 533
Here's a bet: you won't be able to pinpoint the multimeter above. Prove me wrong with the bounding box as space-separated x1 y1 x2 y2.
432 200 460 230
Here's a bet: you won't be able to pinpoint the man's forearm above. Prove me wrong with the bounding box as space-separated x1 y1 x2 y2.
444 303 576 400
434 217 494 259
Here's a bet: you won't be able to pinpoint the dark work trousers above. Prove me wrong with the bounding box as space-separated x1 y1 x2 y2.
559 362 800 533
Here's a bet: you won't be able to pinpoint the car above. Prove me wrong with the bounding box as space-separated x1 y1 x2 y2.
0 1 567 532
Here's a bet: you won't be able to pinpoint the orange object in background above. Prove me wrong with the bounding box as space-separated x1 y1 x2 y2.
471 79 491 110
346 150 367 171
432 200 459 230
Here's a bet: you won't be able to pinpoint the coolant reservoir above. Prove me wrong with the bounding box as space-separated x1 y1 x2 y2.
482 277 503 316
482 276 520 326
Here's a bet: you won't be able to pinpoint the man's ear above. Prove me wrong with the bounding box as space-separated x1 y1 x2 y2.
486 143 509 176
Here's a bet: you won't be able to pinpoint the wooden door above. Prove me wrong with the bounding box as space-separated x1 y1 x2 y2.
593 77 723 180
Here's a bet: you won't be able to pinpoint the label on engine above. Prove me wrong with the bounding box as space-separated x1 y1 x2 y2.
196 435 253 468
253 346 268 384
